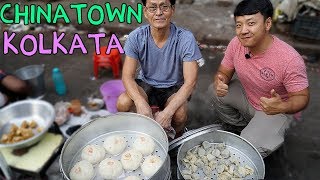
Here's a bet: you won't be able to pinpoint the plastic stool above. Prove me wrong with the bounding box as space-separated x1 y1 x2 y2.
93 46 122 79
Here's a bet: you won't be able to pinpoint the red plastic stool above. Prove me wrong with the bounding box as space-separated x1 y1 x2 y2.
93 46 122 79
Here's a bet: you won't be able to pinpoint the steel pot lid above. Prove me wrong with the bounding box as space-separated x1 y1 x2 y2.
169 124 222 152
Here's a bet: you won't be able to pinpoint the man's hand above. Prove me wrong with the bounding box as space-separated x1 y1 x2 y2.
214 75 229 97
135 100 153 119
154 111 172 129
260 89 285 115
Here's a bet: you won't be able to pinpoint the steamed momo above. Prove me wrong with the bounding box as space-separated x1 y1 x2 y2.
69 160 94 180
141 155 163 177
103 135 127 155
98 158 123 179
81 144 105 164
132 135 155 155
121 149 143 171
124 176 142 180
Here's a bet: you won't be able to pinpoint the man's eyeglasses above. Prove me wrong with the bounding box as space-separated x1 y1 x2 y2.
145 4 172 13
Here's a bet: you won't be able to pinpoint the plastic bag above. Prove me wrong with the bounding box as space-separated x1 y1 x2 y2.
54 101 70 126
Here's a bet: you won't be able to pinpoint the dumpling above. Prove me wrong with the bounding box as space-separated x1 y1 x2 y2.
124 176 142 180
141 155 163 177
103 135 127 155
81 144 105 164
221 149 230 159
218 172 232 180
121 149 143 171
69 160 94 180
98 158 123 179
132 135 155 155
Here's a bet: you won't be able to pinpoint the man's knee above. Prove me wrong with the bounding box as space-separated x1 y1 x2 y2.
117 92 133 112
241 127 283 158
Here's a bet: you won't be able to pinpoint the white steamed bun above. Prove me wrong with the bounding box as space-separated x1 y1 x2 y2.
132 135 155 155
69 160 94 180
141 155 163 177
124 175 142 180
98 158 123 179
103 135 127 155
81 144 105 164
121 149 143 171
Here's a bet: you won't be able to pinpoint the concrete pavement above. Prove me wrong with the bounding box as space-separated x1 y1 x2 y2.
0 0 319 179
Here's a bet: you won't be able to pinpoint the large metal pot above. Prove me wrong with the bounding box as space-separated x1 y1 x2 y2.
14 64 46 98
59 112 170 180
177 129 265 179
0 99 55 149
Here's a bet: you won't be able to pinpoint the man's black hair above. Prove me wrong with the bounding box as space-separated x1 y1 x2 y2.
141 0 176 6
234 0 273 20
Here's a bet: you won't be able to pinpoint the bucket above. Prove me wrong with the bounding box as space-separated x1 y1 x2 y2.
100 80 125 113
14 64 45 98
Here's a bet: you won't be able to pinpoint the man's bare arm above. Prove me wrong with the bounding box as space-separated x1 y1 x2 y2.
163 61 198 116
122 56 147 103
285 88 309 114
213 65 235 86
122 56 152 117
2 75 28 94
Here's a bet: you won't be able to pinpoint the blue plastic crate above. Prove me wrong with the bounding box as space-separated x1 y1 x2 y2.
292 14 320 40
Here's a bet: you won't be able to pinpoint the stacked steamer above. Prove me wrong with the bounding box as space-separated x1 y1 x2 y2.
60 113 170 180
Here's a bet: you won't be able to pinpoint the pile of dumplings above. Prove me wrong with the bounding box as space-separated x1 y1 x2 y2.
69 134 163 180
181 141 254 180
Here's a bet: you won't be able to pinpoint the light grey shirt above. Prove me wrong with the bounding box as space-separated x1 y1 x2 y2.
124 23 202 88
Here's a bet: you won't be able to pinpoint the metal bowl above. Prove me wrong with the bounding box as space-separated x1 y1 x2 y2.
0 100 55 149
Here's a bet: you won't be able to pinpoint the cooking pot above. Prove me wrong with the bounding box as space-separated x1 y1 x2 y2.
14 64 46 98
59 112 170 180
177 129 265 179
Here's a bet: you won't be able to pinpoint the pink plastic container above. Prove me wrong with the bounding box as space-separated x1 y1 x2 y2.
100 80 125 113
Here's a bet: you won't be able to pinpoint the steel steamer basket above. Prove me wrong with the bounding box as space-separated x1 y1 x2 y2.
176 129 265 179
59 112 170 180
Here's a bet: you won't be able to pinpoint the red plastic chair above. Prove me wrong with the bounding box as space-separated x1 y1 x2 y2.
93 46 122 79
